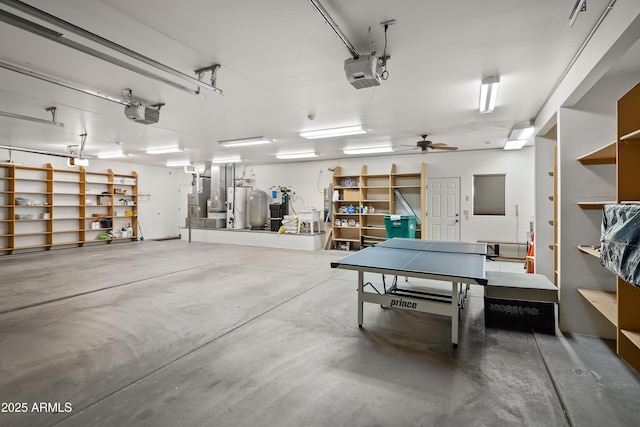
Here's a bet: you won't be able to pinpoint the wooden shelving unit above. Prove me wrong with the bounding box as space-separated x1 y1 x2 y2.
0 164 138 255
576 81 640 372
331 163 426 250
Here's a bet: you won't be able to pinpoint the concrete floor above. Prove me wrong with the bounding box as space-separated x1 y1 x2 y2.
0 240 639 427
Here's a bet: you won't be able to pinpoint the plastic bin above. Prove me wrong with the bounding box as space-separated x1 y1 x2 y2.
384 215 416 238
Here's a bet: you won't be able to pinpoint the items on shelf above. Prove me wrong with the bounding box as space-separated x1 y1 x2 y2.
600 204 640 286
0 163 139 254
330 163 426 250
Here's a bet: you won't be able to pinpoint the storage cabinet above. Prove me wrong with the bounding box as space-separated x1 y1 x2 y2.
0 164 138 254
576 81 640 372
331 163 426 249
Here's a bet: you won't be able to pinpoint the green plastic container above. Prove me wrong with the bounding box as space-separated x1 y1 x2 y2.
384 215 417 238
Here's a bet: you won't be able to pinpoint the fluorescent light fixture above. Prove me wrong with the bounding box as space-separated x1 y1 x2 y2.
166 160 192 167
503 140 528 150
503 123 534 150
0 109 63 127
276 152 319 160
508 124 535 141
343 146 393 155
146 147 183 154
67 157 89 167
300 125 366 139
479 75 500 113
569 0 587 27
212 157 243 163
218 136 273 147
97 152 129 159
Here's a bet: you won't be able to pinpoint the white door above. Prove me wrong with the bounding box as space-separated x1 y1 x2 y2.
427 177 460 241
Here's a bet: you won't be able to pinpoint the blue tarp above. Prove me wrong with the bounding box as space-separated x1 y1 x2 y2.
601 204 640 287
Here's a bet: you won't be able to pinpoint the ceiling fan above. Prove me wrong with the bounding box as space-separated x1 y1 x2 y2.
408 135 458 155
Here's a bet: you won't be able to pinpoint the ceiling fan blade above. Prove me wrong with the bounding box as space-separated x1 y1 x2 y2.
435 146 458 151
420 149 428 155
429 143 449 148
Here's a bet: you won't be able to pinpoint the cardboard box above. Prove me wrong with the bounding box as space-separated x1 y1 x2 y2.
97 195 112 206
342 189 359 201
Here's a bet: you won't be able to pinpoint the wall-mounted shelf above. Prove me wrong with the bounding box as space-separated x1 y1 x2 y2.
577 245 601 258
577 201 615 210
620 129 640 142
0 164 138 255
577 141 617 165
577 288 618 326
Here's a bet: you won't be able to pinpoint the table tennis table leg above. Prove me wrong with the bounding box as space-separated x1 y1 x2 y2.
358 271 364 327
451 282 459 346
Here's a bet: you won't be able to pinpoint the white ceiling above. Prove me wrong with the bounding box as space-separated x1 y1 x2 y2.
0 0 638 167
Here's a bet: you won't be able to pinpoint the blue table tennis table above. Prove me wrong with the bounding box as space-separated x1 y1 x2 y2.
331 238 489 345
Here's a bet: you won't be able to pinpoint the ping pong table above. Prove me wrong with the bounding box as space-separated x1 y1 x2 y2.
331 238 488 345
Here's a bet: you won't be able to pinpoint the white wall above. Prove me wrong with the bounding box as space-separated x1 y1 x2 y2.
534 135 556 281
557 107 617 337
246 148 535 245
3 147 534 247
3 151 190 241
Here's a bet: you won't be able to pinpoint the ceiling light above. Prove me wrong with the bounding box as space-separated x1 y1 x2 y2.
343 146 393 155
504 123 534 150
503 140 528 150
212 157 243 163
508 124 535 141
97 152 128 159
218 137 273 147
166 160 192 167
146 147 183 154
276 152 319 160
479 75 500 114
300 125 366 139
569 0 587 27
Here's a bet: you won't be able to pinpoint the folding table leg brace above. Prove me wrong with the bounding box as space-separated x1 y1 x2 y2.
356 271 462 346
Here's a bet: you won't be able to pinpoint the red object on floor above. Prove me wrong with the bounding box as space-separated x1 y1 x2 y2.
526 233 535 273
